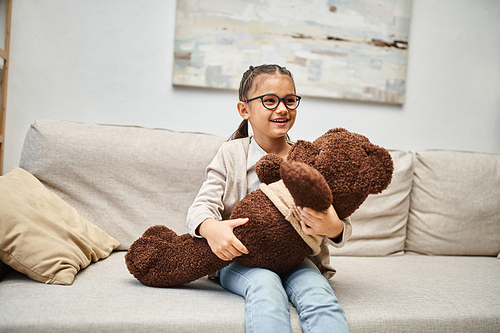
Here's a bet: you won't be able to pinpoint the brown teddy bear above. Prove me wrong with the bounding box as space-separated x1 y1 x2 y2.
125 128 393 287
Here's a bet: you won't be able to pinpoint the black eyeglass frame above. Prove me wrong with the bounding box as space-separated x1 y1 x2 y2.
244 94 302 110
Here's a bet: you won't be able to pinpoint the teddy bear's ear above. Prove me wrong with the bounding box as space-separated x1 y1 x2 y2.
326 128 349 135
353 143 394 194
256 154 284 184
287 140 318 166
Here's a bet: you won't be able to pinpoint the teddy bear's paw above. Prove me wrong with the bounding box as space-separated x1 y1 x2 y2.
281 161 332 212
125 237 195 287
125 236 162 285
126 233 230 287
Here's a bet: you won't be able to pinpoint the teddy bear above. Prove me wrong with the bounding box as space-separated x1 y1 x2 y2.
125 128 394 287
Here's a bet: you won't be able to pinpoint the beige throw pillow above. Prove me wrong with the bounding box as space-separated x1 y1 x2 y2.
0 167 120 285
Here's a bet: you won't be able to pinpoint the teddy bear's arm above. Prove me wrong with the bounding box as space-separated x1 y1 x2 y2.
280 161 332 212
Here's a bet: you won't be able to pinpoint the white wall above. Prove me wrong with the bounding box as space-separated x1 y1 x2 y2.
3 0 500 174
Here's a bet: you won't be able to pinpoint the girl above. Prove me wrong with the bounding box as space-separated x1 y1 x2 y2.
187 64 351 333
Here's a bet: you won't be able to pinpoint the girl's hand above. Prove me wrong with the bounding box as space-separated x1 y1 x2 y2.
298 205 344 240
198 218 249 261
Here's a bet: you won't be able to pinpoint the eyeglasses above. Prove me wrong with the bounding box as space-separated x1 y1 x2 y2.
244 94 302 110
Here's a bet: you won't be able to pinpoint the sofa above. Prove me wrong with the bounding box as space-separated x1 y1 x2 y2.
0 119 499 333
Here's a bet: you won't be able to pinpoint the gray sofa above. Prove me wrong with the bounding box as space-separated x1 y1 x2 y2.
1 119 499 332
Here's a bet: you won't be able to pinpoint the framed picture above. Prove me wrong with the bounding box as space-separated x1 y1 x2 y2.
173 0 411 104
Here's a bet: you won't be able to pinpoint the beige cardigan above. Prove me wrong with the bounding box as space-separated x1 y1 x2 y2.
186 137 352 279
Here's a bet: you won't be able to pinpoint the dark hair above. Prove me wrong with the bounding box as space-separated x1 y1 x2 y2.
230 64 295 140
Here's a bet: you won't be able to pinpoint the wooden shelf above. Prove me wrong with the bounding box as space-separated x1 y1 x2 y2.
0 0 12 175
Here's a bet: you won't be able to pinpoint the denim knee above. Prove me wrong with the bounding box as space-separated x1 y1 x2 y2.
220 261 292 333
220 261 288 303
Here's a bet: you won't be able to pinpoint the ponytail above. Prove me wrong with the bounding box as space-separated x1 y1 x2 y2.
229 119 249 140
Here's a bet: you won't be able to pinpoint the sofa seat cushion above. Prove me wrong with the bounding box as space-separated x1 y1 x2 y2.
0 251 300 333
1 252 498 333
0 252 244 332
332 255 500 333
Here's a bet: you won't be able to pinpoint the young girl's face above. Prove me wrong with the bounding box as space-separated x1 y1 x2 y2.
238 74 297 142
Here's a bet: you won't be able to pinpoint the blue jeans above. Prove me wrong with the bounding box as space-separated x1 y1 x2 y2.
219 258 349 333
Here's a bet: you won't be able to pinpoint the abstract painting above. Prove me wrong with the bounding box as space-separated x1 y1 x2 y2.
173 0 411 104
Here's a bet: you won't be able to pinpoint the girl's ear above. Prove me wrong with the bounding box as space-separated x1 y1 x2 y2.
237 101 250 120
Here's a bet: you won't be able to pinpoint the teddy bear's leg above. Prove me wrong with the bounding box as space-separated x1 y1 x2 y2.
280 161 333 212
126 231 229 287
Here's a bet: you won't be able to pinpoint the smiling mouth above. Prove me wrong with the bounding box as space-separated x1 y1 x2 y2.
271 119 289 123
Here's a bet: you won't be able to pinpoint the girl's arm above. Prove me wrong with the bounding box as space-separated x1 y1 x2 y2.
186 145 228 237
187 141 250 261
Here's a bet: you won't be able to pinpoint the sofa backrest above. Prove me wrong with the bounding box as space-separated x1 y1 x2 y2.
332 149 500 257
406 150 500 256
19 120 500 257
20 120 225 250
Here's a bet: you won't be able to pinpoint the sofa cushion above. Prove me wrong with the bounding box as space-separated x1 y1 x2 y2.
331 150 413 256
20 120 226 250
0 251 302 333
1 252 499 333
331 255 500 332
0 167 120 285
406 150 500 256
